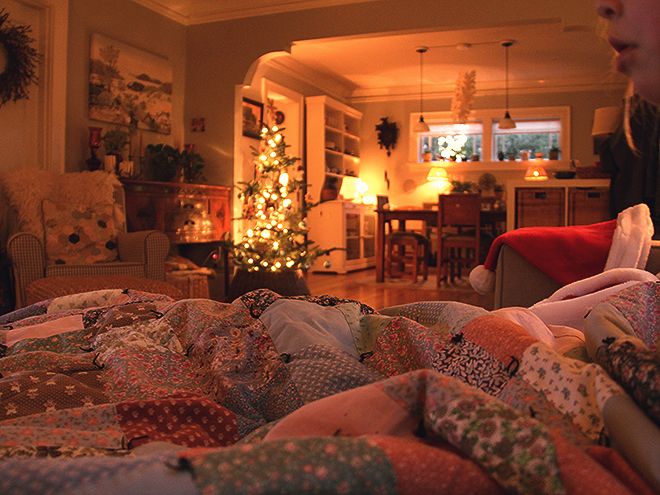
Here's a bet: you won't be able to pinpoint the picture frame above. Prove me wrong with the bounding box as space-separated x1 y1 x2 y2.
242 98 263 139
89 33 173 134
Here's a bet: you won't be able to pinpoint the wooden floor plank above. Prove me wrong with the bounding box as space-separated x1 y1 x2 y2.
305 269 493 311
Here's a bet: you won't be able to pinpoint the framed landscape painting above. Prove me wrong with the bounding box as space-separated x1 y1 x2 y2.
242 98 263 139
89 34 172 134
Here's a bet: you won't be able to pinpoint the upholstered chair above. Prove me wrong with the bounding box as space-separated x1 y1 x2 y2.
2 170 170 308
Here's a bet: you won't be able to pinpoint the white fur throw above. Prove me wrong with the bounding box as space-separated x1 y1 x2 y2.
0 168 123 239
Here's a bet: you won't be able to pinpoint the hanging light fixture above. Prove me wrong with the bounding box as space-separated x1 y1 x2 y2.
498 39 516 130
413 46 430 133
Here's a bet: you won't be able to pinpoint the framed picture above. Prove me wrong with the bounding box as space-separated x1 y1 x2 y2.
242 98 263 139
89 33 173 134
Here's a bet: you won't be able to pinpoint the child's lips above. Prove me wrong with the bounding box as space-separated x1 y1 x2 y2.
609 37 638 71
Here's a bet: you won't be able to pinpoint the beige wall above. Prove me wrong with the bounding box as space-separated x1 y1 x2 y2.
65 0 186 172
185 0 598 185
355 87 625 206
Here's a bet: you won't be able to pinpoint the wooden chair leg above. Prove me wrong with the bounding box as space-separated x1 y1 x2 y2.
421 243 428 281
411 243 418 283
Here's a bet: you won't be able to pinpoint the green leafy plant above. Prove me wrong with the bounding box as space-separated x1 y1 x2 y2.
145 144 206 183
145 143 180 182
102 128 129 156
478 172 497 192
450 180 476 193
180 148 205 183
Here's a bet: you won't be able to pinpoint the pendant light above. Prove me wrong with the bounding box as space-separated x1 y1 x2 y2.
413 46 430 133
498 40 516 130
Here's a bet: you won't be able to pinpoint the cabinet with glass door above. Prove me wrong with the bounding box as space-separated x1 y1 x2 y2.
308 200 375 273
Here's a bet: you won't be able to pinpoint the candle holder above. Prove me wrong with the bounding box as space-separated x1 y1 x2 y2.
86 127 103 171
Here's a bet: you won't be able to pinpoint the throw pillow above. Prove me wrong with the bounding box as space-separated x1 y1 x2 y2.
42 199 119 265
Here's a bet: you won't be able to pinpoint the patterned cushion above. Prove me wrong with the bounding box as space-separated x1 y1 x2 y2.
42 200 119 265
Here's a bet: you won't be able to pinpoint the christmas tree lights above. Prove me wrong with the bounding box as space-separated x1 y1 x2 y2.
232 122 328 273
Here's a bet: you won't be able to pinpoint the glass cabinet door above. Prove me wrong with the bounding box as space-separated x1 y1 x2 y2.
362 213 375 258
345 212 360 260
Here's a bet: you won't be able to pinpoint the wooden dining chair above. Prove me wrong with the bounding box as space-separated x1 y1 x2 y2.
380 196 430 283
437 193 481 285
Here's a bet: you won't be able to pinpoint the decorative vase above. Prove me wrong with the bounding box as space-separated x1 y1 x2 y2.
227 269 310 301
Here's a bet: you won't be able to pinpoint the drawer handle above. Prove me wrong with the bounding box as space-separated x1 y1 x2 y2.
534 192 547 200
587 192 601 199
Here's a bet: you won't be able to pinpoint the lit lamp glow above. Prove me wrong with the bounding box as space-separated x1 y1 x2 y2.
339 176 370 202
591 106 622 153
427 166 452 193
524 165 549 181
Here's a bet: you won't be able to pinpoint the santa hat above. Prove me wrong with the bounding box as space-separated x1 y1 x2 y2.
469 204 654 295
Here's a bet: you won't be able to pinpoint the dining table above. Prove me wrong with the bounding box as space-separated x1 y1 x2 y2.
375 206 506 283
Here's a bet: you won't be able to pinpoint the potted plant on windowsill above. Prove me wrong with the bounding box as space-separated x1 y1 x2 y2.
549 146 560 161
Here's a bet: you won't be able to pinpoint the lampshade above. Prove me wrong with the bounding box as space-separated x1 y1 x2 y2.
414 46 430 133
413 116 430 133
524 165 549 181
498 40 516 130
591 106 622 136
426 166 448 182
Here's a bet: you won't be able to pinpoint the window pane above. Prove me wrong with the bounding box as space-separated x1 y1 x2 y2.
492 118 561 160
419 122 483 162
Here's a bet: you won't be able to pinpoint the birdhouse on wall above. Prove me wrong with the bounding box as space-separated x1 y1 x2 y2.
375 117 399 156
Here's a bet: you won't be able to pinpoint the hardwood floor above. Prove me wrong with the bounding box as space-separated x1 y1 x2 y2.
305 268 494 311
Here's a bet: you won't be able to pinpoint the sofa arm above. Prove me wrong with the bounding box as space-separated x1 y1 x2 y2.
117 230 169 280
494 242 660 309
493 244 562 309
7 232 46 308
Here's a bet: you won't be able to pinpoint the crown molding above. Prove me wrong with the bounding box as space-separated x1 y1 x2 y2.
268 56 357 101
349 77 627 103
131 0 379 25
131 0 190 24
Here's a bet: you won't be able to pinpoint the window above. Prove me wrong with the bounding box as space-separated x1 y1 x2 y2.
419 122 482 162
410 106 570 164
492 119 561 161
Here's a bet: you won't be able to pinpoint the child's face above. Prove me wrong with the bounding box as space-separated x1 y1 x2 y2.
597 0 660 104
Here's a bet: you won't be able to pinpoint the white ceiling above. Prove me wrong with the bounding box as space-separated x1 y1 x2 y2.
287 20 625 101
131 1 624 100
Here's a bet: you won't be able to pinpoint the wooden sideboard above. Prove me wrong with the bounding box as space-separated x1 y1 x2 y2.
121 179 231 244
505 179 611 231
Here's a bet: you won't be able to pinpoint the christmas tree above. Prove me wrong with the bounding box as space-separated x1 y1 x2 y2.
232 116 328 274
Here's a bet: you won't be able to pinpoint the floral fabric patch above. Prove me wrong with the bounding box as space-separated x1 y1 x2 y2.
597 338 660 424
179 437 396 495
519 343 624 440
379 370 565 495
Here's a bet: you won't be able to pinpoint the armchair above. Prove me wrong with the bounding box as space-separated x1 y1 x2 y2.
2 170 170 308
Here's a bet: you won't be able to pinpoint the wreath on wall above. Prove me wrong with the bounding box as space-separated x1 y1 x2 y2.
0 9 38 108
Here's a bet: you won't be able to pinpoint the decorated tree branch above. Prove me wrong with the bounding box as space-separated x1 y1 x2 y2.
231 118 330 275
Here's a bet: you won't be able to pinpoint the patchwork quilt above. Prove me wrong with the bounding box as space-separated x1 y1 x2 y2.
0 283 657 495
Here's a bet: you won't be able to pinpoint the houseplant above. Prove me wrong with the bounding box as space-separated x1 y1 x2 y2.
145 143 180 182
549 146 560 160
102 128 129 163
180 146 206 183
